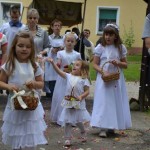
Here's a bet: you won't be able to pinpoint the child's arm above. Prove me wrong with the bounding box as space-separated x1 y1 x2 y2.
46 58 66 78
0 69 19 92
77 85 89 101
25 75 44 90
93 56 103 74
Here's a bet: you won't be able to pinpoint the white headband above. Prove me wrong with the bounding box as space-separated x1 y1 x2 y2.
65 32 78 40
104 24 119 32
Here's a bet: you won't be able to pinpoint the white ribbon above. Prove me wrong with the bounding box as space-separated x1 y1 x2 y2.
11 90 28 110
61 99 80 109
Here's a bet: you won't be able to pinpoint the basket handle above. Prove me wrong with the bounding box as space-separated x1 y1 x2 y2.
101 61 120 75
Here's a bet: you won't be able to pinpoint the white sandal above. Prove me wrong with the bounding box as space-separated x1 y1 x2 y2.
80 132 87 142
99 130 107 138
64 139 71 147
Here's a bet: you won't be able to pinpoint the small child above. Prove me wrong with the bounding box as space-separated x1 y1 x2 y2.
49 32 81 125
0 31 47 149
47 58 91 147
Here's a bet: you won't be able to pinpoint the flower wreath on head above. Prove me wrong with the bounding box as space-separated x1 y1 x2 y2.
104 23 119 32
65 31 78 40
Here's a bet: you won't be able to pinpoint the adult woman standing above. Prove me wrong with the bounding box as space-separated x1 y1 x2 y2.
22 8 50 56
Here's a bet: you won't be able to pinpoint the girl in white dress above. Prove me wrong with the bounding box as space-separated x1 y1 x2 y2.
47 58 90 147
49 33 81 125
90 24 132 137
0 31 47 149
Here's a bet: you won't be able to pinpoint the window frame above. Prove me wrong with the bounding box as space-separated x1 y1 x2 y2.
96 6 120 35
0 1 22 26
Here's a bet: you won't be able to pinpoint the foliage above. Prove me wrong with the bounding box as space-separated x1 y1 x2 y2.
122 21 135 49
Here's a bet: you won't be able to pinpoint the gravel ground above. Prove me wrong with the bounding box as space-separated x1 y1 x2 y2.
0 82 150 150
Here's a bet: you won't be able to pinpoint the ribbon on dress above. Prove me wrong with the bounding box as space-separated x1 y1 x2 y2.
10 90 27 110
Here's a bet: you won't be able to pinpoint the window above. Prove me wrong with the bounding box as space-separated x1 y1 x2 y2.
96 6 120 35
0 1 22 26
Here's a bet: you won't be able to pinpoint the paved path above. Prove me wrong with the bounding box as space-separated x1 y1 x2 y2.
0 82 150 150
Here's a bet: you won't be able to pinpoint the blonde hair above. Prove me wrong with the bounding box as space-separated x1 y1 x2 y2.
27 8 39 19
65 32 78 41
77 60 90 79
5 31 37 76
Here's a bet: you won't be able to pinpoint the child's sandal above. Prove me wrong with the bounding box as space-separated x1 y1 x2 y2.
64 139 71 147
80 136 87 142
80 132 87 142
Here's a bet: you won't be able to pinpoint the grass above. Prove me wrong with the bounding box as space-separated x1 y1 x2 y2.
90 54 142 81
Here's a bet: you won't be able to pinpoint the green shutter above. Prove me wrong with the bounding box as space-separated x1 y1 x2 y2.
100 9 117 20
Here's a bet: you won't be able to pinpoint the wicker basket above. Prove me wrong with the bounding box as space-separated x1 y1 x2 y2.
101 61 120 82
14 95 38 110
64 95 78 101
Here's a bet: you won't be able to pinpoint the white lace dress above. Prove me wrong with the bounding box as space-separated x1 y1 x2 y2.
1 60 47 149
59 74 91 126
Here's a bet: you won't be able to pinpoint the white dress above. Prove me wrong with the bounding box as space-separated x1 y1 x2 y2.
1 60 47 149
50 50 81 124
59 74 91 126
90 44 132 130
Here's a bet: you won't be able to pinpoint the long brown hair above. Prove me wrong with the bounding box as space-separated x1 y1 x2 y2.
101 24 122 52
5 31 37 76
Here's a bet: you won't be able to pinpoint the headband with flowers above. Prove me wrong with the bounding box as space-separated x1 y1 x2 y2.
65 32 78 40
104 23 119 32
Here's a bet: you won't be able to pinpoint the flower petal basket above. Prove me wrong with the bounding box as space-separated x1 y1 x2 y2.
14 95 39 110
101 61 120 82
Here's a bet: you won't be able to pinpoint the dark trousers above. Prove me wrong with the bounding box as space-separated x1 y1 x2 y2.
45 80 56 97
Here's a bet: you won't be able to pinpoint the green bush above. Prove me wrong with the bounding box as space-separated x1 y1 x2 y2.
122 21 135 49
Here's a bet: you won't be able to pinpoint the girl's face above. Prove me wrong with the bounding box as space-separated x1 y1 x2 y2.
104 33 116 45
15 37 32 62
27 14 38 28
65 36 76 51
72 61 82 76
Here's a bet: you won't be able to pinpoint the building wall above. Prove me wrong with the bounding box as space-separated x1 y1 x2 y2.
60 0 147 48
0 0 147 49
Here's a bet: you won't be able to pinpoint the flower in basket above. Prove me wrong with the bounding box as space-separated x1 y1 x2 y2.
65 95 78 101
63 64 72 73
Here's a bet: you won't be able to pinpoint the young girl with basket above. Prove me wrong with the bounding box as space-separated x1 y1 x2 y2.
49 32 81 125
90 24 132 137
47 58 91 147
0 31 47 149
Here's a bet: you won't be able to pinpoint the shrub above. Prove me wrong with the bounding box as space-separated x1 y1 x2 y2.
122 21 135 49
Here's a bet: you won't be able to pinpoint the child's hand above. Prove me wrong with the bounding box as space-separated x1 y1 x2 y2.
25 80 35 90
7 84 19 92
46 58 54 63
77 95 82 101
111 60 119 66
